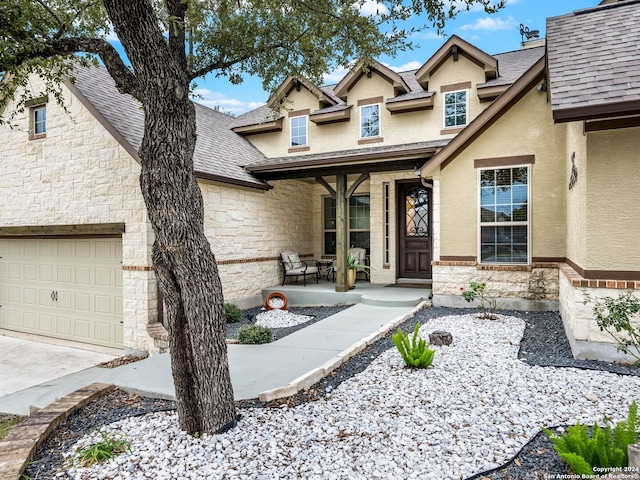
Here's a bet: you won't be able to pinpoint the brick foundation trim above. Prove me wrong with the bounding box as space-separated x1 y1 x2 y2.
560 263 640 290
433 260 561 271
0 383 115 480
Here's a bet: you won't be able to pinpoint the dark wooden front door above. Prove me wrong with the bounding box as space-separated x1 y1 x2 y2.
397 182 432 279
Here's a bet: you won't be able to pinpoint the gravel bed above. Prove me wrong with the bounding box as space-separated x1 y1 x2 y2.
24 307 640 479
226 305 350 342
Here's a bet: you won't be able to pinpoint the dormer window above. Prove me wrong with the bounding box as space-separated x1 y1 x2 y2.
290 115 307 147
360 104 380 138
444 90 468 128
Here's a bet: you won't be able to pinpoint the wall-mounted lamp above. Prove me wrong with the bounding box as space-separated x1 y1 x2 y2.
537 79 547 92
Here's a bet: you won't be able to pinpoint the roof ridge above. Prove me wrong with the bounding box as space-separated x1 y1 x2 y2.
574 0 640 15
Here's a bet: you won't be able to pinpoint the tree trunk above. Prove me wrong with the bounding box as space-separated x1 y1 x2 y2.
103 0 236 435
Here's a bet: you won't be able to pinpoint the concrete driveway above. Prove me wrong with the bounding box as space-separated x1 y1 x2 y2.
0 335 116 398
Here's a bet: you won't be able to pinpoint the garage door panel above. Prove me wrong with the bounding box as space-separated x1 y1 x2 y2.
39 265 54 282
75 267 91 285
0 237 123 349
24 264 37 280
8 286 20 303
38 314 53 332
23 312 37 329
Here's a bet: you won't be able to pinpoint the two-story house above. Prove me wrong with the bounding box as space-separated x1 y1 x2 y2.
1 0 638 362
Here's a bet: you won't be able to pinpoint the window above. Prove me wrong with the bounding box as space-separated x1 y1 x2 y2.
444 90 467 128
479 166 529 264
32 106 47 136
323 195 370 255
290 115 307 147
360 104 380 138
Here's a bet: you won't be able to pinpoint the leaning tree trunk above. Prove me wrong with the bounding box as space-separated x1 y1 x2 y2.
103 0 237 435
139 92 237 435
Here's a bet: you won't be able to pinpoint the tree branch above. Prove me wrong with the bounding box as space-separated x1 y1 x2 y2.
188 28 309 81
9 37 141 99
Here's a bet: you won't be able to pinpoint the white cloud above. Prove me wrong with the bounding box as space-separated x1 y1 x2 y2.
323 66 351 85
357 0 390 16
443 0 509 13
382 60 422 72
104 27 120 42
191 88 264 115
459 15 517 32
417 31 447 41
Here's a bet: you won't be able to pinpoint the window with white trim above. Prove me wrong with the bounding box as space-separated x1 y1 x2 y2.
323 195 370 255
290 115 307 147
360 104 380 138
32 105 47 136
479 166 529 264
444 90 467 128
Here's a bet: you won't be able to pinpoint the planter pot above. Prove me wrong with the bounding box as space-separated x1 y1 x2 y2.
265 292 287 310
347 269 356 289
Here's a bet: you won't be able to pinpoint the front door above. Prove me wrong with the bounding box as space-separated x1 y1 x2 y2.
397 182 432 279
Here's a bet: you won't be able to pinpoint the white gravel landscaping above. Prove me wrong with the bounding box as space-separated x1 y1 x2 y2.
66 313 640 480
255 309 313 329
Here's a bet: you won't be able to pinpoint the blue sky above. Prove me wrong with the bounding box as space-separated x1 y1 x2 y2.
113 0 597 115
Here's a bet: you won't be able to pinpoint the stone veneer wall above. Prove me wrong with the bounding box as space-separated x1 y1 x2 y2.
559 263 640 363
431 261 560 311
0 78 158 355
200 178 315 307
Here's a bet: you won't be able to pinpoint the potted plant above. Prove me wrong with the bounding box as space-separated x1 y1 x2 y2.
346 251 370 289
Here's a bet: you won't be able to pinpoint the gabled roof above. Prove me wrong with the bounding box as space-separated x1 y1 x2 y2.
68 66 270 189
419 57 545 177
415 35 498 88
266 76 339 108
547 0 640 122
333 61 411 99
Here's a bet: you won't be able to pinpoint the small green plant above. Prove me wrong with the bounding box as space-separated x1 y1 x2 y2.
392 323 435 368
545 400 638 476
224 303 242 323
461 282 499 319
238 324 272 344
73 430 131 467
585 291 640 363
0 415 24 441
346 251 371 271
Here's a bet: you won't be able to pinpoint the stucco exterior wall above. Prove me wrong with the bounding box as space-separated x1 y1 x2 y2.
565 121 588 269
585 127 640 271
200 179 315 305
243 56 493 159
438 86 566 259
0 78 158 354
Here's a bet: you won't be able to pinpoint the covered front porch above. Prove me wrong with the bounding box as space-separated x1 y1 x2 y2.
261 278 431 308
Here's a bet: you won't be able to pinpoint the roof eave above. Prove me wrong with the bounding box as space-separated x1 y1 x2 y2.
552 100 640 123
231 117 284 135
266 76 337 109
309 107 352 125
195 171 272 190
385 96 435 113
419 56 546 177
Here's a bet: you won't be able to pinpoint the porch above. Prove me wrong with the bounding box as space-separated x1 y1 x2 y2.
261 278 431 308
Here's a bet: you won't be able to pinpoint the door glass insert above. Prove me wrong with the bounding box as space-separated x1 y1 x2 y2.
405 187 429 237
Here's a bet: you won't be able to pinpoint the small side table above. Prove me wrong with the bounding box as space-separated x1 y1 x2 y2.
314 259 334 279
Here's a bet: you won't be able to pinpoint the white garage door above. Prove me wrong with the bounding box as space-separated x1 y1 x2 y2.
0 237 123 349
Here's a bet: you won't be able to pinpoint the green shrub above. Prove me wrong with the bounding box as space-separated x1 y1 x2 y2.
392 323 435 368
461 281 500 319
586 291 640 363
238 325 272 344
73 430 131 467
545 400 638 476
224 303 242 323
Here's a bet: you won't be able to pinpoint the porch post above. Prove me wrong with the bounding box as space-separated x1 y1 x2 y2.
335 174 349 292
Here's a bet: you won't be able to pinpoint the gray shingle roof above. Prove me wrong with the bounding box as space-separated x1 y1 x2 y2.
478 46 545 88
71 66 268 188
547 0 640 113
232 46 547 128
245 139 449 169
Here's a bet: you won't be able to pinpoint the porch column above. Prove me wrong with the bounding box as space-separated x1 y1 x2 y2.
335 174 349 292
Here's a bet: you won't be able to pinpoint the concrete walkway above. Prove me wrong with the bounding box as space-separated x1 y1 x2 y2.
0 288 428 415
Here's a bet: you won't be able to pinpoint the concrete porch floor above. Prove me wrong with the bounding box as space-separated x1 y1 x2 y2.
262 278 432 308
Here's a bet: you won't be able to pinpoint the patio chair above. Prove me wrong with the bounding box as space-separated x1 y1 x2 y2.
280 250 319 286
